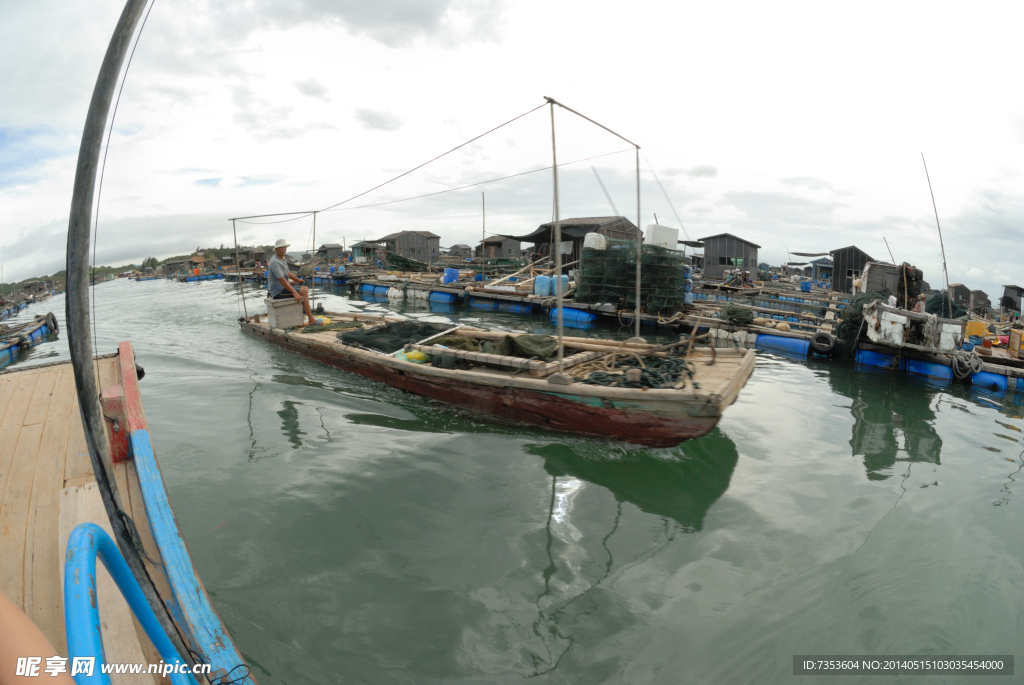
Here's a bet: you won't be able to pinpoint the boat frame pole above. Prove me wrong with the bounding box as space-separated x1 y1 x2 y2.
549 102 565 371
543 96 642 337
232 219 247 318
65 0 195 665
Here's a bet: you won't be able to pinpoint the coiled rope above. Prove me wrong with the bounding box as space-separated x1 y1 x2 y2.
951 348 984 380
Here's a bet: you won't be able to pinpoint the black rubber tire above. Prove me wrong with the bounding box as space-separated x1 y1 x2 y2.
810 331 835 355
135 363 145 381
45 312 59 336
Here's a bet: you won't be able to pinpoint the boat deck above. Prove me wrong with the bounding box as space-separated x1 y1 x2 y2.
0 359 162 683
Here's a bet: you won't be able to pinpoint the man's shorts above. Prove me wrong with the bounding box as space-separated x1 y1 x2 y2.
271 291 295 300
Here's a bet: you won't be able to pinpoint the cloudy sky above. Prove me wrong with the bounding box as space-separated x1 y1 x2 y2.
3 0 1023 297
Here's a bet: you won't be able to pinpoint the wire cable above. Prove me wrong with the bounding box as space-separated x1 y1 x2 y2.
318 102 546 213
322 147 633 214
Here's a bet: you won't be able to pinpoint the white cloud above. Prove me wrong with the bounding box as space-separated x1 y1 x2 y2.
2 0 1023 302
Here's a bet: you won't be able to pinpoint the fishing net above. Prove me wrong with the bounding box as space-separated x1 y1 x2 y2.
721 304 754 325
925 292 966 318
833 291 889 353
481 334 559 360
431 335 480 351
574 240 688 314
338 321 451 353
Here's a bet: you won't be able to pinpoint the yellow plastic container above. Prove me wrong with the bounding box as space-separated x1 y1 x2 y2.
965 320 988 338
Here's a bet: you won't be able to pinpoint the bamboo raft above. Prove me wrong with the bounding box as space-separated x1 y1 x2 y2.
239 311 756 447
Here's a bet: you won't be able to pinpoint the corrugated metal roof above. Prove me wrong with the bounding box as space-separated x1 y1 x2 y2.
697 233 761 248
377 230 440 241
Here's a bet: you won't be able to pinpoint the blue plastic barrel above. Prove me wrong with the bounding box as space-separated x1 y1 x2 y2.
756 335 810 357
683 292 694 305
429 291 457 304
801 281 811 292
551 275 569 296
360 283 375 293
972 371 1008 393
469 297 498 310
474 273 485 282
442 268 459 285
373 285 390 296
550 307 597 328
682 264 693 278
682 280 693 292
535 275 552 297
497 302 534 314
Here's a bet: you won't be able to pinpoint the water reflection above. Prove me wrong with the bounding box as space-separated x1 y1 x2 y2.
277 400 304 449
529 428 739 531
825 365 942 480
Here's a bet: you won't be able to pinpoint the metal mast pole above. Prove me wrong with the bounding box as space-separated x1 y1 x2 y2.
311 211 316 312
550 102 564 371
232 219 247 318
635 148 642 337
482 192 486 259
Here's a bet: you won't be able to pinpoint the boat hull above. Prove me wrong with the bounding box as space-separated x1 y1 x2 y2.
241 321 722 447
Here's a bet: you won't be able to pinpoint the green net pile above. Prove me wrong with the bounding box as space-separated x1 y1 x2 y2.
574 240 688 314
925 292 966 318
721 304 754 325
833 291 889 352
338 321 451 353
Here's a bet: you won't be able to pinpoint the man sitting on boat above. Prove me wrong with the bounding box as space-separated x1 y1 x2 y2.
269 238 319 325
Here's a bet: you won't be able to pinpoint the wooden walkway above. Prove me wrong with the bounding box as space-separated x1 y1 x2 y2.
0 359 161 683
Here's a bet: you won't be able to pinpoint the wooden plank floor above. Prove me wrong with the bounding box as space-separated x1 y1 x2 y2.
0 359 159 684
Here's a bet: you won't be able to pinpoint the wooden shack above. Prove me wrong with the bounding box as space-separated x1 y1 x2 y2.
316 243 346 260
377 231 440 261
969 290 990 311
1000 285 1024 314
509 216 640 268
699 233 760 280
476 236 522 260
448 244 473 259
948 283 971 307
829 245 873 293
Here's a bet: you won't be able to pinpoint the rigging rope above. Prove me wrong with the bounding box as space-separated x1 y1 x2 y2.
321 147 633 214
319 102 546 213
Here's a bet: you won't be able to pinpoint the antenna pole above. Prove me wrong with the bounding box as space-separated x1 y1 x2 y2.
482 192 486 259
921 154 951 319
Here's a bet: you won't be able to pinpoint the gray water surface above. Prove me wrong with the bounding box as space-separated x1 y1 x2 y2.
16 279 1024 684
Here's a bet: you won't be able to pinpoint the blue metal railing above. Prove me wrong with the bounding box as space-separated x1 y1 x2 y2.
64 523 199 685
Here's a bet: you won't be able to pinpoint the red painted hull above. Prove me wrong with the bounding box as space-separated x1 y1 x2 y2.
242 323 719 447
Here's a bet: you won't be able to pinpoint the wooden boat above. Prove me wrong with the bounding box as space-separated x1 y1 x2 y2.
239 311 755 447
0 346 254 683
0 314 59 370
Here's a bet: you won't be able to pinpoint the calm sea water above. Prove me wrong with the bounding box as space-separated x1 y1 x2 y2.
11 278 1024 684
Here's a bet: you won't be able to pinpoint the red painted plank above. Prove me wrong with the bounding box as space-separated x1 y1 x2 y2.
117 341 148 433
